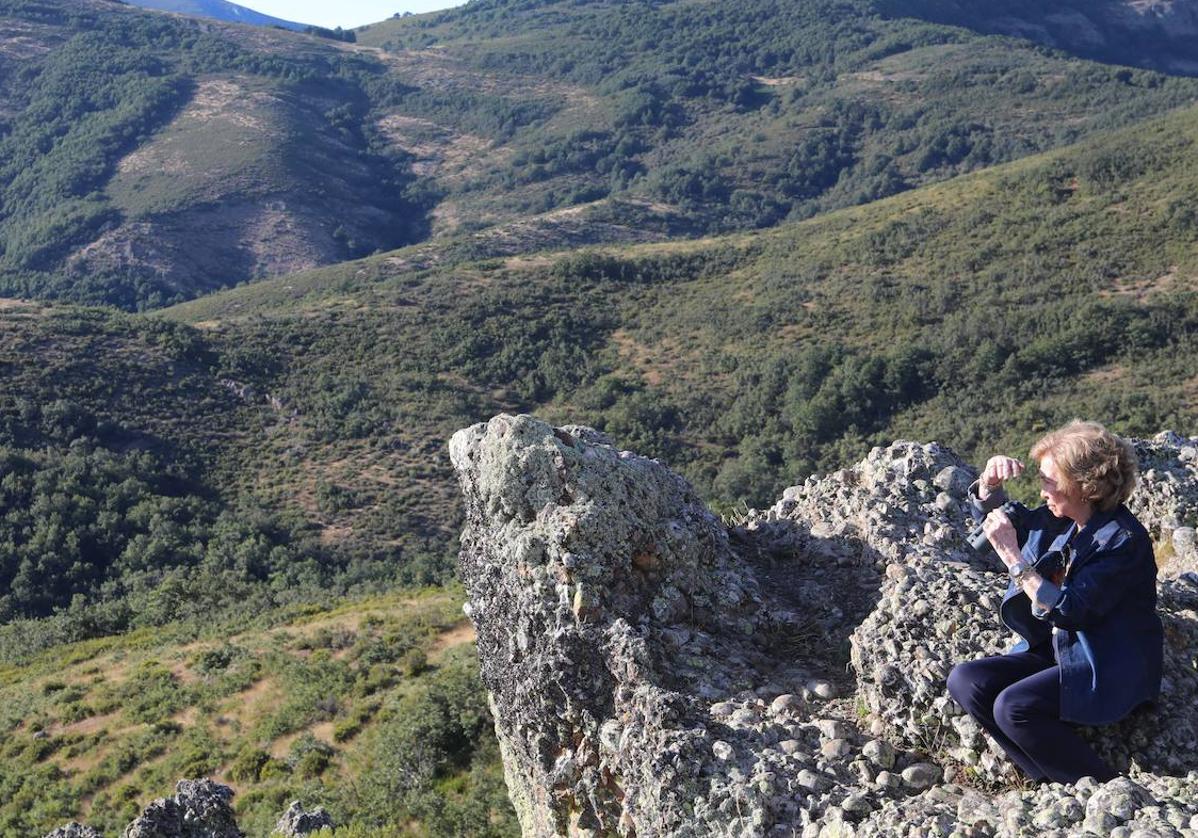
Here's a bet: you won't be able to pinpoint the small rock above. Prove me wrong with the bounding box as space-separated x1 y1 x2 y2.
901 763 942 789
1082 809 1119 834
731 707 760 726
123 779 240 838
806 679 838 700
796 769 829 792
1085 777 1153 823
770 694 804 716
820 738 852 759
934 466 973 495
815 719 854 740
43 826 102 838
841 792 873 817
712 740 734 761
875 770 901 789
710 701 735 719
777 739 804 755
861 738 896 769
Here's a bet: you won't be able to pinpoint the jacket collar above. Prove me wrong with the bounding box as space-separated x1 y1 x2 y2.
1057 505 1124 574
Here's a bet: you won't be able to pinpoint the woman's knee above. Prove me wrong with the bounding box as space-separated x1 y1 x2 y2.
947 661 981 709
993 685 1037 735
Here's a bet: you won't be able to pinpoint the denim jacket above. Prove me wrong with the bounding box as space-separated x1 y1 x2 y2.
969 481 1163 725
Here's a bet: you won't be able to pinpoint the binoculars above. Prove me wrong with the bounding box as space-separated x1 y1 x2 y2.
967 501 1026 551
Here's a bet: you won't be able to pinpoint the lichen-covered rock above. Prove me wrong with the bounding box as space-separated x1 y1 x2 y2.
450 414 784 835
748 441 980 570
451 416 1198 836
43 825 103 838
122 779 241 838
273 800 334 836
1133 431 1198 576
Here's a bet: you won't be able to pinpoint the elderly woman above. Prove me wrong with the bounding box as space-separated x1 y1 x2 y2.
946 420 1163 784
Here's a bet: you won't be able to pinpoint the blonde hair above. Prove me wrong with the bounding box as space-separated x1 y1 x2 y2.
1029 420 1138 512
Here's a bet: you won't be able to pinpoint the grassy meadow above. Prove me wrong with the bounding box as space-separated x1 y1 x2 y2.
0 589 516 836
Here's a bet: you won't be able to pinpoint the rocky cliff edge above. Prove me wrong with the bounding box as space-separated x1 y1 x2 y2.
449 414 1198 837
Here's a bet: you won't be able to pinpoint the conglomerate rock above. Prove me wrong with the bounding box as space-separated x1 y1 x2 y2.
450 414 1198 837
45 787 339 837
121 779 241 838
274 801 335 836
43 825 103 838
1132 431 1198 576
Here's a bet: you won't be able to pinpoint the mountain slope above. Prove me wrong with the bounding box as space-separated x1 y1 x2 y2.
153 97 1198 563
355 0 1198 242
880 0 1198 76
123 0 309 31
5 0 1198 308
1 2 1196 624
0 0 426 309
0 590 516 836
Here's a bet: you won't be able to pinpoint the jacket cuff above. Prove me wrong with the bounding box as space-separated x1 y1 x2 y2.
968 479 1007 514
1030 578 1065 620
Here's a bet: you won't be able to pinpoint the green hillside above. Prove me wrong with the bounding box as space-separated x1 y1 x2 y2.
0 300 452 657
0 589 516 836
6 90 1195 647
5 0 1198 310
159 96 1198 557
355 0 1198 239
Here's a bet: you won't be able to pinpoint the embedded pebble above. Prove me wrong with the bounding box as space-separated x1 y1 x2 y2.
806 679 838 700
901 763 942 789
861 738 896 769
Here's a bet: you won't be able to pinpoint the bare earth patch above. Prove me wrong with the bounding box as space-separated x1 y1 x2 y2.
49 710 120 738
374 113 494 183
752 75 803 86
267 720 337 760
427 620 477 664
1100 265 1188 301
1082 363 1129 384
609 328 693 387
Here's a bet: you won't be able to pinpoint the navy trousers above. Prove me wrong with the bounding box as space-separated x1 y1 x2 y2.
947 648 1117 784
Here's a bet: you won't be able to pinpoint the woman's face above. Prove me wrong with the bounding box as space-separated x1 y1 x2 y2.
1038 453 1092 523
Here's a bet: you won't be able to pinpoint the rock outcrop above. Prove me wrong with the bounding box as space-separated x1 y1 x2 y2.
274 801 335 836
44 825 103 838
450 414 1198 836
44 784 336 838
122 779 241 838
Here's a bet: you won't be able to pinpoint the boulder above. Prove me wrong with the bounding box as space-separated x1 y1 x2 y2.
43 826 103 838
122 779 241 838
451 414 1198 836
274 800 335 836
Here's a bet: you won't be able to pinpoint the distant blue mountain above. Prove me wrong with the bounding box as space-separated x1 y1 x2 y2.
123 0 310 31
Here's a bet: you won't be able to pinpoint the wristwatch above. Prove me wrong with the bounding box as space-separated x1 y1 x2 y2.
1008 560 1030 583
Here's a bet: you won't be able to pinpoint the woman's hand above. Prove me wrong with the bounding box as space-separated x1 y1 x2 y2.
980 455 1024 499
983 508 1022 568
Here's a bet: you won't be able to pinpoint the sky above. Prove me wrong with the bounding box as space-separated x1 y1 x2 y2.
241 0 466 29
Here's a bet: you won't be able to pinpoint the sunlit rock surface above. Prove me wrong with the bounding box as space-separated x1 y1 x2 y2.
451 415 1198 836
